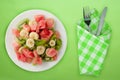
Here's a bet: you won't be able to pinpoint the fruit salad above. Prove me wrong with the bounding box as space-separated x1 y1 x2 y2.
12 15 62 65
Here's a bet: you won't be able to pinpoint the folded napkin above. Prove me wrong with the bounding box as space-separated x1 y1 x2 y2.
77 9 112 76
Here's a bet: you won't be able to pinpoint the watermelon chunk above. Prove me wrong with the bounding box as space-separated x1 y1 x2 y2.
36 20 46 33
12 42 20 51
22 48 34 58
46 48 58 57
20 54 27 62
26 58 33 63
35 15 45 23
38 20 46 29
16 51 32 63
33 50 39 57
32 57 42 65
16 52 21 60
23 24 31 32
55 31 60 39
53 55 57 60
12 29 20 37
46 18 54 29
40 29 53 40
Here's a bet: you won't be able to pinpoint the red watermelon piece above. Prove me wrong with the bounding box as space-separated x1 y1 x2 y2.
23 24 31 32
22 48 34 58
53 55 57 60
20 54 27 62
36 25 40 33
40 29 53 40
32 57 42 65
38 20 46 29
55 31 60 39
46 18 54 29
16 52 21 60
46 48 58 57
12 29 20 37
26 58 33 63
36 20 46 33
12 42 20 51
35 15 45 23
33 50 39 57
16 51 32 63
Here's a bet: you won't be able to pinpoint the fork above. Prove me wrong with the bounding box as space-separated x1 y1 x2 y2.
83 7 91 32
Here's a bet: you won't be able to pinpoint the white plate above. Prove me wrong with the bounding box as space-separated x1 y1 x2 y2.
5 10 67 72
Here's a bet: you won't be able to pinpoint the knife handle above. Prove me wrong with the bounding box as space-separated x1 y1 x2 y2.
96 7 107 36
96 20 105 36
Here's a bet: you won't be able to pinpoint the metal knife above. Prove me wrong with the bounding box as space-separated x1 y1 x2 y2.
96 7 107 36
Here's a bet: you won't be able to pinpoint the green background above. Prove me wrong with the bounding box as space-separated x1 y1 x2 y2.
0 0 120 80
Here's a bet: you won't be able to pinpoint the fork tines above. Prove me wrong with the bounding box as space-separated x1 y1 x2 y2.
83 6 91 28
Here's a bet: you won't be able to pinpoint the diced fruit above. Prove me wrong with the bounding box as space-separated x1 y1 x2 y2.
29 20 37 31
12 29 20 37
29 32 39 40
36 26 40 33
26 58 33 63
26 38 34 48
52 55 57 60
49 40 56 47
35 15 45 23
22 48 34 58
12 42 20 51
27 51 35 58
33 50 39 57
23 24 31 32
37 20 46 30
13 15 62 64
16 51 32 63
32 57 42 65
36 46 45 55
46 18 54 29
20 54 27 62
20 29 29 38
18 46 25 53
36 19 46 33
16 52 21 60
40 29 53 40
46 48 58 57
55 31 60 39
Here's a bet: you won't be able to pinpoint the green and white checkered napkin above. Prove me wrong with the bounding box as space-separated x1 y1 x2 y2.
77 9 112 76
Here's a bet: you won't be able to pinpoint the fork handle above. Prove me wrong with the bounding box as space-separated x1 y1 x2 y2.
87 25 90 32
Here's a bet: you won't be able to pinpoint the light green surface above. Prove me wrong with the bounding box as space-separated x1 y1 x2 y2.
0 0 120 80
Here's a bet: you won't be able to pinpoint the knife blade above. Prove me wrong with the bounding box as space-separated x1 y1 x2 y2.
96 7 107 36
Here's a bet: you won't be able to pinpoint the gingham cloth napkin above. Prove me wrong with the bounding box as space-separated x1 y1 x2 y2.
77 9 112 75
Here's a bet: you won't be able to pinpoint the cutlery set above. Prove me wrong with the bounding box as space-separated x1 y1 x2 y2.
77 6 111 75
83 7 107 36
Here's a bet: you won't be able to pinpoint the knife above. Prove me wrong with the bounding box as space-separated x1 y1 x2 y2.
96 7 107 36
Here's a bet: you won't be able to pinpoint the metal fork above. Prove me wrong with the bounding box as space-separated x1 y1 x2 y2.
83 7 91 32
